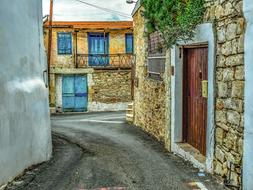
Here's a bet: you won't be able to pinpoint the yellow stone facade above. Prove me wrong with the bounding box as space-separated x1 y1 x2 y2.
43 23 133 112
132 0 245 187
44 28 133 68
132 6 171 149
204 0 245 186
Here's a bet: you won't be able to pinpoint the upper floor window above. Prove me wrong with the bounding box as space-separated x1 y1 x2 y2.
88 33 109 66
125 33 133 54
57 32 72 55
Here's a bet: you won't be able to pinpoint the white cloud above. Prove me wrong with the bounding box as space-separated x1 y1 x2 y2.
42 0 135 21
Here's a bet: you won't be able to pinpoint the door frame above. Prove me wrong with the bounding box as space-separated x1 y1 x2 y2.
170 23 215 172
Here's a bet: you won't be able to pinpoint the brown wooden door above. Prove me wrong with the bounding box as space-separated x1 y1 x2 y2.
183 47 208 156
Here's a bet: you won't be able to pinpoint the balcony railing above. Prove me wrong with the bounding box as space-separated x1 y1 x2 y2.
77 54 135 69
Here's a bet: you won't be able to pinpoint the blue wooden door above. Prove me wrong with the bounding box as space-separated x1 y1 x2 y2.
74 76 88 112
88 33 109 66
62 76 75 110
62 75 88 112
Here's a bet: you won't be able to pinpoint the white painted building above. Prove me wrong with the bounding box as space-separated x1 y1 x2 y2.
0 0 52 187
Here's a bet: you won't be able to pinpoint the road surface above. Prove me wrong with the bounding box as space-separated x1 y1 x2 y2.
6 112 225 190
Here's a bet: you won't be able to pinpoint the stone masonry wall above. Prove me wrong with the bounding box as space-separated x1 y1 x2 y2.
204 0 245 186
132 0 244 186
43 28 133 107
91 70 132 104
133 7 170 148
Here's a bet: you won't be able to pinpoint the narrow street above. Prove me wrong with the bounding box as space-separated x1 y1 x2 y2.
6 112 224 190
1 0 252 189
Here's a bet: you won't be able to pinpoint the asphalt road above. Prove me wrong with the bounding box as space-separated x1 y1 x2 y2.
6 112 225 190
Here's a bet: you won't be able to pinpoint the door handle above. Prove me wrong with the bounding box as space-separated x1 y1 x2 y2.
202 80 208 98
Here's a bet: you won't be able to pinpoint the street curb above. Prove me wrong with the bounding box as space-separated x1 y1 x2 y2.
51 111 126 116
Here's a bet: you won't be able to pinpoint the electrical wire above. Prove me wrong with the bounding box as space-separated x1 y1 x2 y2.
75 0 131 16
73 0 132 19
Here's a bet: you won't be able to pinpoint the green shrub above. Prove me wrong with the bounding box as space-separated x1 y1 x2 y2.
143 0 204 48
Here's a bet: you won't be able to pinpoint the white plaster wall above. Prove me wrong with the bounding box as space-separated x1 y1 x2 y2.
243 1 253 189
88 102 129 112
0 0 52 186
87 73 94 87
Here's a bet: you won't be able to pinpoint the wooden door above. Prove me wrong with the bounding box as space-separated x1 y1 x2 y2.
62 76 75 111
183 47 208 156
62 75 88 112
74 75 88 112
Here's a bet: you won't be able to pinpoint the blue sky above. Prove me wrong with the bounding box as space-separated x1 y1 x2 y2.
42 0 135 21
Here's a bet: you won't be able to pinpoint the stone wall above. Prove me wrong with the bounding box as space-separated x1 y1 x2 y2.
133 0 245 186
91 70 132 104
88 70 132 111
204 0 245 186
51 69 132 112
133 7 171 148
44 27 133 109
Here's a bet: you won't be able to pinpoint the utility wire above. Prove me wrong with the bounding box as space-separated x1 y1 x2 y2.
74 0 132 19
75 0 131 16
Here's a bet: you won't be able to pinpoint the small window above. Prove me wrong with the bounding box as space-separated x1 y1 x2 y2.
147 55 166 81
125 34 133 54
57 32 72 55
147 31 166 80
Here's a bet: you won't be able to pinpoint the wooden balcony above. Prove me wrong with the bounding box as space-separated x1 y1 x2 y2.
77 54 135 69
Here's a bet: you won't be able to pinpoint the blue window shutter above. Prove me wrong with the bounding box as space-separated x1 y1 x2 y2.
57 33 72 54
126 34 133 54
66 33 72 54
88 33 109 66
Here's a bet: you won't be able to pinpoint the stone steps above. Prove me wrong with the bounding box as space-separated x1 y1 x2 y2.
128 103 134 109
126 103 134 123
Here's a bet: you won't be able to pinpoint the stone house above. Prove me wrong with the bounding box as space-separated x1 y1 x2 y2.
132 0 253 189
0 0 52 187
43 21 134 112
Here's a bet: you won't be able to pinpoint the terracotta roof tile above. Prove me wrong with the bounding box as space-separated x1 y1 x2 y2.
44 21 133 29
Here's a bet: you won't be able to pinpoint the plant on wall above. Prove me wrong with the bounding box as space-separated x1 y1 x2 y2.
143 0 205 48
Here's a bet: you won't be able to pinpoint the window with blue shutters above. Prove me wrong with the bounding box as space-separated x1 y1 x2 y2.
57 32 72 55
88 33 109 66
125 34 133 54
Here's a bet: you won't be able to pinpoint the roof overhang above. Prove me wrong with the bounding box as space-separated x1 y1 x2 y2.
131 0 143 17
44 21 133 30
